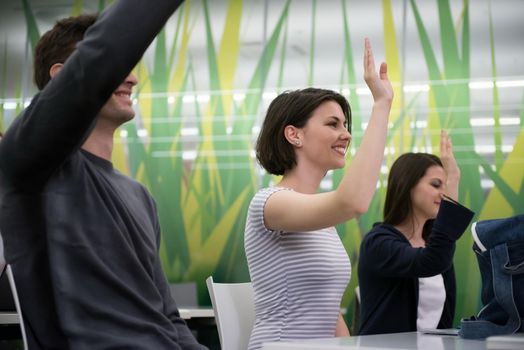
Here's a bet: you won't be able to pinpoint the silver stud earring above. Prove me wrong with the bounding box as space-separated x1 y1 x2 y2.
294 140 301 146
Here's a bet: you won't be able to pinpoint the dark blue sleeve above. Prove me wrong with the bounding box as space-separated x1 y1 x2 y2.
0 0 183 190
361 200 474 278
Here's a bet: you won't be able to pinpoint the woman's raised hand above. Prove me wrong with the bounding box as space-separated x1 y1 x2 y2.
363 38 394 104
440 129 460 200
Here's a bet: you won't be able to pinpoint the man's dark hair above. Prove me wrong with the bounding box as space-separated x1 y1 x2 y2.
34 14 97 90
256 88 352 175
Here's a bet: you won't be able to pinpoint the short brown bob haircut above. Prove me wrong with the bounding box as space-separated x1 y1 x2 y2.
34 14 97 90
256 88 351 176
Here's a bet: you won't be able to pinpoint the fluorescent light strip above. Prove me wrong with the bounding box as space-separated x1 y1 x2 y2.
470 117 520 127
356 87 371 95
233 93 246 102
410 121 428 128
403 84 430 92
196 94 210 103
181 127 199 136
262 92 277 100
3 102 17 110
469 81 494 89
475 145 513 154
497 80 524 88
137 128 148 137
182 95 195 103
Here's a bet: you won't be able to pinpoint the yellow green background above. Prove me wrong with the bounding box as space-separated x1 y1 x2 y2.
1 0 523 329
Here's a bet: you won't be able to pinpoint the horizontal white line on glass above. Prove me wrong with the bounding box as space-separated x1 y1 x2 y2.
410 120 428 128
181 127 199 136
136 128 148 137
496 80 524 88
182 95 195 103
474 145 513 154
262 92 277 100
152 150 257 159
470 117 520 126
469 81 494 89
191 163 255 170
196 94 210 103
2 102 17 110
412 146 434 153
233 93 246 101
119 134 256 142
356 87 371 95
403 84 430 92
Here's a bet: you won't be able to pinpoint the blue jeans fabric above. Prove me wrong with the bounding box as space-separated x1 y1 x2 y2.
460 215 524 339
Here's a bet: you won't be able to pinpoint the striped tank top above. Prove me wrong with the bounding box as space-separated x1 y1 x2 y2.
244 187 351 350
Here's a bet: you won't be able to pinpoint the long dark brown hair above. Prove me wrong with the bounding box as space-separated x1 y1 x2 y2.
383 153 443 241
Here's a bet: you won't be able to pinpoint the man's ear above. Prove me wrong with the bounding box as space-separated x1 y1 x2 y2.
284 125 302 147
49 63 64 79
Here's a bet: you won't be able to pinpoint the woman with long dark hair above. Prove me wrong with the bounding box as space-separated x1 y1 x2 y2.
358 131 474 335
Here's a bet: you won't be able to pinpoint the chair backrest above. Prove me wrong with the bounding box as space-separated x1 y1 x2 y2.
0 265 28 350
351 286 361 335
206 276 255 350
169 282 198 307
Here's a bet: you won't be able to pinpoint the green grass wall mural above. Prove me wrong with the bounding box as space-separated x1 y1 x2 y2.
1 0 523 329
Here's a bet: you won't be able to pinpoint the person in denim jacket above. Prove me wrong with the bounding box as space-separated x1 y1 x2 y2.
358 130 474 335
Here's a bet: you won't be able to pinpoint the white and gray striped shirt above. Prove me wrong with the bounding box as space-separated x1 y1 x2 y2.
245 187 351 350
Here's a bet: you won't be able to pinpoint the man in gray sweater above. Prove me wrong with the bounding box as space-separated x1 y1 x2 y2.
0 1 206 348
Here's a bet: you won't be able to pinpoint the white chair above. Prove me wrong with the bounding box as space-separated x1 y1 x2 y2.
206 276 255 350
351 286 361 335
0 264 28 350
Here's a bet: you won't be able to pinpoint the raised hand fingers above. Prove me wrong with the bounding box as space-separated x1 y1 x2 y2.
364 38 376 76
379 62 388 80
440 129 452 157
363 38 393 103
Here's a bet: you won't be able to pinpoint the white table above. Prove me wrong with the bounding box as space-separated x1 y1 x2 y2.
262 331 488 350
0 309 213 323
0 312 19 324
178 307 214 320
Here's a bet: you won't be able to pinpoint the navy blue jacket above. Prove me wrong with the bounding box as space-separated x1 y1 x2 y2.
358 199 474 335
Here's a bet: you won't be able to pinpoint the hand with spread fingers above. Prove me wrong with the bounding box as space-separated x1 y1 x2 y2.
363 38 394 104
